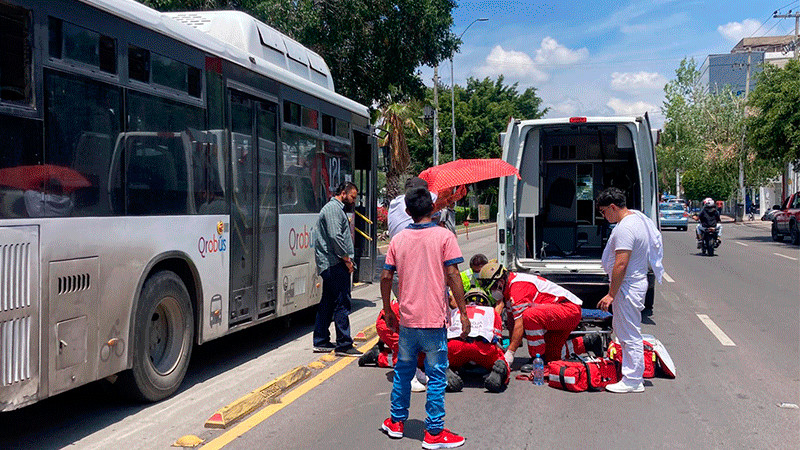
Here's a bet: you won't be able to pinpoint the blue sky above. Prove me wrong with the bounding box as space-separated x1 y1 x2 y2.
422 0 800 128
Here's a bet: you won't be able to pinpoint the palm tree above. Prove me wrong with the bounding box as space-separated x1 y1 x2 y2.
377 102 427 206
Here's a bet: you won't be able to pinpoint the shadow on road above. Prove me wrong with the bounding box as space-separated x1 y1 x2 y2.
0 294 378 448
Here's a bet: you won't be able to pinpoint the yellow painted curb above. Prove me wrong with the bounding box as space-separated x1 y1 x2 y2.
354 323 377 341
202 322 378 430
201 336 380 450
204 365 312 429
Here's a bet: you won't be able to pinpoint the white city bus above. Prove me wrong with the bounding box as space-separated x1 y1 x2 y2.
0 0 378 411
497 115 659 308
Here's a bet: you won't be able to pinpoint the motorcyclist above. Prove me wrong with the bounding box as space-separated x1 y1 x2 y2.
692 198 722 248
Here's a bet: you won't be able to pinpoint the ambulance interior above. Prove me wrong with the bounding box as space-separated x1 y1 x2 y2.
517 124 642 260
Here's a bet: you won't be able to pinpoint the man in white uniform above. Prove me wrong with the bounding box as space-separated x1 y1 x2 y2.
596 187 663 393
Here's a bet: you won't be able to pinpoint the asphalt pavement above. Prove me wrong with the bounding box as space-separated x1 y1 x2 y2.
1 221 797 449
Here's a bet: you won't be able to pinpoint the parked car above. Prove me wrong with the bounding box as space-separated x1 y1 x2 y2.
772 191 800 244
667 198 687 210
659 202 688 230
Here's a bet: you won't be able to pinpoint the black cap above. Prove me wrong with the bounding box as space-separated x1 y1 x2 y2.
405 177 428 191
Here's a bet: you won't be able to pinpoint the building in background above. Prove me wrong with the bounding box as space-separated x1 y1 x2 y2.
698 36 799 215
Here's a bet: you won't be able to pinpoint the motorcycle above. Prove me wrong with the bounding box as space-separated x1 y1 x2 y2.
700 226 720 256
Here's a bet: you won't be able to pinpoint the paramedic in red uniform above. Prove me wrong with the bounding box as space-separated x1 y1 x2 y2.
445 289 510 393
477 262 582 366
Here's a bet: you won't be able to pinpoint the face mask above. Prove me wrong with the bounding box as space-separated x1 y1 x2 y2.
491 289 504 302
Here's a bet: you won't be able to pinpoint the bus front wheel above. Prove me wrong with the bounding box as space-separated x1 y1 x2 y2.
120 271 194 402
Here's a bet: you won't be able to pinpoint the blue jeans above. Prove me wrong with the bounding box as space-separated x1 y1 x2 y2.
313 262 352 350
390 327 448 434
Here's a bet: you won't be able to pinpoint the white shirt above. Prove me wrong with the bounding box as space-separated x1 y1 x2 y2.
602 212 650 283
387 192 438 239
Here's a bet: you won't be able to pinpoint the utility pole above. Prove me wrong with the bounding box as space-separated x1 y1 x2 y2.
773 11 800 59
433 66 439 166
738 51 751 221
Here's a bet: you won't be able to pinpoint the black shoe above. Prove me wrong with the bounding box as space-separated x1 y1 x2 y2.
335 346 363 357
484 360 508 393
520 358 534 373
358 344 381 366
445 368 463 392
313 343 335 353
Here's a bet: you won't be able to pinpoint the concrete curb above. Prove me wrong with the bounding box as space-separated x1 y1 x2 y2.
203 323 379 429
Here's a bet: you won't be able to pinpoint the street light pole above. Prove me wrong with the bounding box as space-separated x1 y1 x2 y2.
451 17 488 163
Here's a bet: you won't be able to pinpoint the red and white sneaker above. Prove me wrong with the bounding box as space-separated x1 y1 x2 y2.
422 429 465 449
381 418 404 439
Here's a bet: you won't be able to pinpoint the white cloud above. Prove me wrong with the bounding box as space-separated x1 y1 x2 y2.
535 37 589 65
611 72 667 91
718 19 761 43
477 45 548 82
548 99 581 116
606 97 658 116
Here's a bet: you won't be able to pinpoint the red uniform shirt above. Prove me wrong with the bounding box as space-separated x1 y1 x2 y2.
503 272 582 321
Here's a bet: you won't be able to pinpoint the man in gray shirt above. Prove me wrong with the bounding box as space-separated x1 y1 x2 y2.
313 181 362 356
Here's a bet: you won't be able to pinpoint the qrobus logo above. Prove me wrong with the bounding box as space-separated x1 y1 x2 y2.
198 223 228 258
288 225 314 256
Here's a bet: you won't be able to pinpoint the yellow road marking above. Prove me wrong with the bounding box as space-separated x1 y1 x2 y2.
201 336 379 450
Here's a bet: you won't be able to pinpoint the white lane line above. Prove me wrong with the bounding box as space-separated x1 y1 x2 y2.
735 241 748 247
774 252 798 261
662 272 674 283
696 314 736 346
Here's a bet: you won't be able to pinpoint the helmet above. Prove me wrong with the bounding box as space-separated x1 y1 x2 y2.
703 197 714 207
464 288 492 307
477 261 506 290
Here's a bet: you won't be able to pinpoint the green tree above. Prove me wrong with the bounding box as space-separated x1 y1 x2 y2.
660 57 776 201
406 76 546 176
140 0 457 106
681 166 736 203
747 59 800 165
377 102 427 205
659 58 705 194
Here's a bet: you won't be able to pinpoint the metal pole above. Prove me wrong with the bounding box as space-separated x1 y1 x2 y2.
433 65 439 166
450 56 456 163
451 18 487 163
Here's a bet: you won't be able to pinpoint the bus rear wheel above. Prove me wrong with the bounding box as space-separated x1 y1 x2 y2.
120 271 194 402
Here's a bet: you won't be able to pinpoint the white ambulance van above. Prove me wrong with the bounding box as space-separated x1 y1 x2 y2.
496 114 659 308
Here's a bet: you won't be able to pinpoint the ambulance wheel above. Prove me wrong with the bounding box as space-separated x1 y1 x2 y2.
119 271 194 402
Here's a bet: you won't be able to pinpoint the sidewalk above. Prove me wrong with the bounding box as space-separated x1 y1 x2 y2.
719 215 772 229
376 221 496 253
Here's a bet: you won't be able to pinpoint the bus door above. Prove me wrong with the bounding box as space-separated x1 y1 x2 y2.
352 129 377 283
229 91 278 325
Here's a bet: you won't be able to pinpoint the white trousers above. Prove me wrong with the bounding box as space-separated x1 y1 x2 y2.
612 278 647 385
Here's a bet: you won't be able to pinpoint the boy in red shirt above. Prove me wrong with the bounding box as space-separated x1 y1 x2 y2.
380 186 469 449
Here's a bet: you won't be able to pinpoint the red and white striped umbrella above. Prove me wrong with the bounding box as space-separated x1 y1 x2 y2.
418 158 520 193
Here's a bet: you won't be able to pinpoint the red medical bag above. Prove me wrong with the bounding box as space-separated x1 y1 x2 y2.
607 340 657 378
547 356 620 392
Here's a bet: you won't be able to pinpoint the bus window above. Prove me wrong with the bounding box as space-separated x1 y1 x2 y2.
125 91 203 215
0 2 32 105
49 18 116 74
281 130 318 213
0 116 43 218
44 71 122 216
